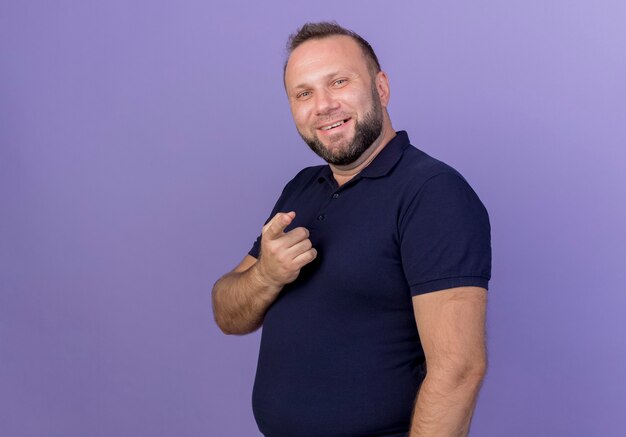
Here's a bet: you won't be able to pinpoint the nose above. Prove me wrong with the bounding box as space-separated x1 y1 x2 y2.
313 89 340 115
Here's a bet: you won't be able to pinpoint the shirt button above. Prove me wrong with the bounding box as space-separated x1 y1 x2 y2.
317 214 325 221
332 193 340 199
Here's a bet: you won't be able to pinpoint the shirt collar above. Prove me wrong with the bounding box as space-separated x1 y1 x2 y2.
358 130 410 179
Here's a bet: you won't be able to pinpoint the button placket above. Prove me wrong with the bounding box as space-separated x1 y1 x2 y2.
317 182 351 225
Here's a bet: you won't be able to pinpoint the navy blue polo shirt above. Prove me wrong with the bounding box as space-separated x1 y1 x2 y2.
248 131 491 437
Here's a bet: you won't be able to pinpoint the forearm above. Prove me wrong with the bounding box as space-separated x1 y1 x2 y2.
211 263 283 335
408 369 485 437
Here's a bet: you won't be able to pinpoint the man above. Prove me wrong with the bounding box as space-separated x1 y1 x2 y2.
212 22 491 437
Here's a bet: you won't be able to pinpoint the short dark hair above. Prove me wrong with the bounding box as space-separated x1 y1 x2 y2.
284 21 382 79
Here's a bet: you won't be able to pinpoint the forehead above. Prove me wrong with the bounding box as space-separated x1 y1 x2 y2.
285 35 369 88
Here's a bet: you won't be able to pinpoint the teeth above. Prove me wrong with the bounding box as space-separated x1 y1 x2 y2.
322 120 345 130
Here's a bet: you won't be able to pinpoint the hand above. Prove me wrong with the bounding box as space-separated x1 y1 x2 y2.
255 211 317 288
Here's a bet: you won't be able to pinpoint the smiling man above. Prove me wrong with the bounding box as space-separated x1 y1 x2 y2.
212 22 492 437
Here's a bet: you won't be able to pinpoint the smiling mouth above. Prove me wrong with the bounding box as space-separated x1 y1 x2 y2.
319 118 351 131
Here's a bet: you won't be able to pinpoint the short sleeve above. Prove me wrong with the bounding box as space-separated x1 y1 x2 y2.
399 172 492 295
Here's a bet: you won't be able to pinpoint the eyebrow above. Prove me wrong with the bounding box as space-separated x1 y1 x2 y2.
291 71 342 91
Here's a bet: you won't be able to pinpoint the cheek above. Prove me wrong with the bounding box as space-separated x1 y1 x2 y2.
291 105 312 129
352 93 372 111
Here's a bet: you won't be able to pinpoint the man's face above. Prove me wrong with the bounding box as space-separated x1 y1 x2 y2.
284 35 384 166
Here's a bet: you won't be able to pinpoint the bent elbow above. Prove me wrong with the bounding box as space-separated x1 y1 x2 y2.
215 318 236 335
213 315 261 336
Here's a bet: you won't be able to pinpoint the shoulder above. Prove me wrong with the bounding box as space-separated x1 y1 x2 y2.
398 144 468 188
393 146 490 228
391 145 485 209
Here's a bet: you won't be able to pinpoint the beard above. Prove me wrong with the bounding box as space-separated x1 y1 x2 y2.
297 84 384 166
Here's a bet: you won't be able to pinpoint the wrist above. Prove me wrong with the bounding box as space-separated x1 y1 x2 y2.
250 261 283 295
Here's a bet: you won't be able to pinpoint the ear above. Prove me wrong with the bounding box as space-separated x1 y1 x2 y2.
375 71 391 107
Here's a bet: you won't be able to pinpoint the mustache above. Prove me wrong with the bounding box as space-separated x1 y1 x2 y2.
314 112 353 124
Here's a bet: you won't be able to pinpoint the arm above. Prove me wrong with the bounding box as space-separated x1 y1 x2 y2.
408 286 487 437
211 211 317 335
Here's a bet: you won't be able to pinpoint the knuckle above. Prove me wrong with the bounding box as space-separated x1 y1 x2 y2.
293 227 307 239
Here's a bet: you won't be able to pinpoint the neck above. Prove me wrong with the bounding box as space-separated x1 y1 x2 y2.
330 122 396 186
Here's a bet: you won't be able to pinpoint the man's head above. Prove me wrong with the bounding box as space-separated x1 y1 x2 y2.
283 22 391 167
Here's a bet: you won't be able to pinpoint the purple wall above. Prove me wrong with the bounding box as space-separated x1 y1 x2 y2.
2 1 625 436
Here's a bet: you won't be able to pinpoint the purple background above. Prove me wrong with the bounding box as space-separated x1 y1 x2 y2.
2 1 625 436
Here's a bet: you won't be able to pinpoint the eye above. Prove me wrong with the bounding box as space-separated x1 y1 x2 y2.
296 90 312 100
333 79 348 87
